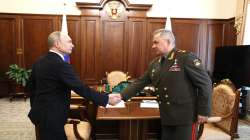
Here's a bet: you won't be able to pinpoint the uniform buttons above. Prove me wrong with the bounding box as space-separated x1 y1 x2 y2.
164 87 167 91
155 88 158 91
158 101 161 104
156 95 159 98
167 102 170 105
165 94 168 98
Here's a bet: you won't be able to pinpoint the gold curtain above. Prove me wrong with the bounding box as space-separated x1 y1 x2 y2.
236 0 249 45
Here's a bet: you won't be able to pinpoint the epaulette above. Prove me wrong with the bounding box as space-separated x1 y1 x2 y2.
177 49 187 53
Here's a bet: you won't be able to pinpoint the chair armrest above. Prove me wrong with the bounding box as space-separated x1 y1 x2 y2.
207 111 233 123
197 114 233 139
73 121 91 140
197 117 222 139
70 104 87 110
67 118 81 124
207 117 222 123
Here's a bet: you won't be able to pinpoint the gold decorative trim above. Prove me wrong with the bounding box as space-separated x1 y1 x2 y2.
16 48 23 55
234 16 243 35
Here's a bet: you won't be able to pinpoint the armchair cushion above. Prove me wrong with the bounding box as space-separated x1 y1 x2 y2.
212 83 236 133
65 120 91 140
200 123 231 140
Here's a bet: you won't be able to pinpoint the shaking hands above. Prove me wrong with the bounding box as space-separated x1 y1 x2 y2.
108 93 122 105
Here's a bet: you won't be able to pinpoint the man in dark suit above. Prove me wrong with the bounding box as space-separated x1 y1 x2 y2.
119 29 212 140
28 31 121 140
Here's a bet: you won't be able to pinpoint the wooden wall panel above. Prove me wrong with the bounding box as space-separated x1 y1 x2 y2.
171 19 209 69
172 19 201 55
101 21 126 73
206 22 224 72
66 16 81 75
146 18 165 64
0 13 237 95
22 15 59 69
81 17 101 84
127 18 147 78
0 15 17 97
0 16 17 77
223 18 237 46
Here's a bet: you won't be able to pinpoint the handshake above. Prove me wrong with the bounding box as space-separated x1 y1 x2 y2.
108 93 122 105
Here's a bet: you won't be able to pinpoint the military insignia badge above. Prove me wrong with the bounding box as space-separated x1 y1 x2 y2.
152 69 155 73
169 59 181 71
105 1 123 20
151 69 155 77
168 52 175 60
193 59 201 67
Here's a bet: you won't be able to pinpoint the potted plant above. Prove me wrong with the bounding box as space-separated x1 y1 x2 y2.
5 64 32 101
6 64 32 87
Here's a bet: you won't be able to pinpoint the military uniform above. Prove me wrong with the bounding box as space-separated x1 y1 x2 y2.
121 48 212 140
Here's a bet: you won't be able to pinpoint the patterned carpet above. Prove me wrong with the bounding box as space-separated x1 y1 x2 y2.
0 98 35 140
236 120 250 140
0 97 250 140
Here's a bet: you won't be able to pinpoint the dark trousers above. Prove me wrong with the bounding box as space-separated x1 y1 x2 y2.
35 125 67 140
161 123 197 140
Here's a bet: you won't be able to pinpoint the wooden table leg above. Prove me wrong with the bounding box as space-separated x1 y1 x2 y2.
119 120 148 140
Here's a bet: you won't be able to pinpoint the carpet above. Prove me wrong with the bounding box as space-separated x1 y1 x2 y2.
0 98 35 140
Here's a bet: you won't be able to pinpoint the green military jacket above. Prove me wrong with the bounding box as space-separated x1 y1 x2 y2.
121 48 212 125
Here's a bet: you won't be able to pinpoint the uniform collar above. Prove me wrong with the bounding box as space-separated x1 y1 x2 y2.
158 48 175 63
157 48 176 63
165 48 176 60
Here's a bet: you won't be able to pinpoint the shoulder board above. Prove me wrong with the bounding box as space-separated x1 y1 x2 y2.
175 49 188 58
187 52 198 58
177 49 187 53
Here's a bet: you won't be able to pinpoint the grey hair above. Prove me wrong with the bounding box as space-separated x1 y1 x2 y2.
153 29 176 47
48 31 62 48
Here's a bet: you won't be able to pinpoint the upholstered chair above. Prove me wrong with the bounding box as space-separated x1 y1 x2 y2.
65 91 97 140
106 71 130 91
198 79 240 140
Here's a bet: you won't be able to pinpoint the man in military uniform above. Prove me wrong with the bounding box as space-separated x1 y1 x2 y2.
119 29 212 140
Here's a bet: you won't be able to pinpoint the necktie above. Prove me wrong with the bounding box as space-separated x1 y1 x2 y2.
64 55 70 63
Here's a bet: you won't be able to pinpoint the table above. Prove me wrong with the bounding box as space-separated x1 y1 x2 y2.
96 101 160 140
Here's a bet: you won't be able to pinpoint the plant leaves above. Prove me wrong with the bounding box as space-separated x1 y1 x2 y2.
5 64 32 87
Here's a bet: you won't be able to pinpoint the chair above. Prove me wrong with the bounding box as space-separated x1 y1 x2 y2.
65 106 91 140
65 91 98 140
198 79 240 140
106 71 130 91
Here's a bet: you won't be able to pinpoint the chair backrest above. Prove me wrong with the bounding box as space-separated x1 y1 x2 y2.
65 91 98 140
211 79 240 137
106 71 130 91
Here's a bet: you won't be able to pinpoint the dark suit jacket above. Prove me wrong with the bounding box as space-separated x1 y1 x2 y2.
28 52 108 129
121 49 212 125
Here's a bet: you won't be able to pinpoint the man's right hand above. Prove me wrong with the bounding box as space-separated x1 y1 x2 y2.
108 93 122 105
